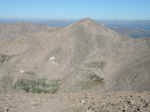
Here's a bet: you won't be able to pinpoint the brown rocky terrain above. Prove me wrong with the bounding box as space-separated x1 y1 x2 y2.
0 92 150 112
0 18 150 111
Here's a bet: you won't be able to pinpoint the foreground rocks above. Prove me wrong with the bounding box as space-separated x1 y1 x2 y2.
0 92 150 112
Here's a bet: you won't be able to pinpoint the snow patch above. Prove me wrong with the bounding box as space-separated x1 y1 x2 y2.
49 56 56 61
19 69 25 74
48 56 57 65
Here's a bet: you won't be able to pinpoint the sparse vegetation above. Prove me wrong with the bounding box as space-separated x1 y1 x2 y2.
0 54 12 64
87 73 104 82
85 61 106 70
74 60 105 90
14 78 61 94
74 71 104 90
0 71 61 94
24 71 37 76
78 80 104 90
81 73 104 90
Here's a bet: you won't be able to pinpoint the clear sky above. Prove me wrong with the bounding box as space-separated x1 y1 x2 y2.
0 0 150 20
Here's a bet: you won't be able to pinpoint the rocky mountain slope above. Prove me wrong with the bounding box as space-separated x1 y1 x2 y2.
0 18 150 111
0 18 150 93
0 92 150 112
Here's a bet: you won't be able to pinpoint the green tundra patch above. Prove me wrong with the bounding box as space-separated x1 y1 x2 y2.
14 78 61 94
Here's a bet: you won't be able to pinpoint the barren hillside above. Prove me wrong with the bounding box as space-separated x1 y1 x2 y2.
0 18 150 111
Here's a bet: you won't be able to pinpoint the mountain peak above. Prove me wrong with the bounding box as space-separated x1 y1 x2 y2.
64 18 108 34
66 18 98 29
79 18 93 22
78 18 96 24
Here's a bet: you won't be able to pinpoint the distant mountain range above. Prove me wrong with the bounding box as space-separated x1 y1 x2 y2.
0 19 150 38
